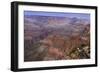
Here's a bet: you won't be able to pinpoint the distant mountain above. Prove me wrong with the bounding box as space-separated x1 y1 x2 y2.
24 15 89 26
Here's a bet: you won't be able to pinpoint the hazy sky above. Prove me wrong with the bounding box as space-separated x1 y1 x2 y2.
24 11 90 20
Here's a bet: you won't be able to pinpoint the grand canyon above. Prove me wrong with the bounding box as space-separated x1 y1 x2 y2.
24 11 90 62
